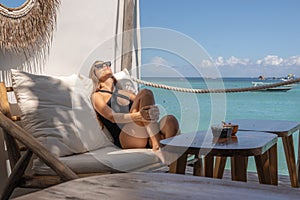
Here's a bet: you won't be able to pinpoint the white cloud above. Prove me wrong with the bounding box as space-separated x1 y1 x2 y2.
149 56 172 67
212 56 252 67
142 55 300 77
256 55 284 66
200 59 214 67
213 55 300 67
142 56 184 77
283 56 300 66
214 55 300 77
227 56 250 66
147 55 300 70
215 56 225 66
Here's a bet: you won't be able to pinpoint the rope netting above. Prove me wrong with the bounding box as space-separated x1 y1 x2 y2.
131 77 300 93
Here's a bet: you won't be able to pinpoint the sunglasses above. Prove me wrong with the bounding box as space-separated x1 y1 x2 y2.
95 61 111 69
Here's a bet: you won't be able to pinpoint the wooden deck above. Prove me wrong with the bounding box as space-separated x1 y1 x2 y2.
7 165 298 199
12 172 300 200
3 152 298 199
153 164 294 189
3 154 298 199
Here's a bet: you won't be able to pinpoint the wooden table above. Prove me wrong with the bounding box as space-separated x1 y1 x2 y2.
160 130 278 185
13 172 300 200
229 119 300 187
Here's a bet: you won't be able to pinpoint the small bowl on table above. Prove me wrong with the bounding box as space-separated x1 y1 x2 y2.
224 124 239 136
211 125 232 138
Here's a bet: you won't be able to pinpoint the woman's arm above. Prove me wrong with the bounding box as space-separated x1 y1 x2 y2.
118 89 136 101
91 93 156 124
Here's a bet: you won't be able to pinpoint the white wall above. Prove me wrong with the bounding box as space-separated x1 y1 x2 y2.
0 0 140 194
0 0 141 82
45 0 124 76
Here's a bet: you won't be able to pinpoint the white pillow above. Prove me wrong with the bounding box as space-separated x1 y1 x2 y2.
113 69 138 94
11 70 113 157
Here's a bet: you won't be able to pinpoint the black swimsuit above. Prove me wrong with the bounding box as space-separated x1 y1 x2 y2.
96 88 133 148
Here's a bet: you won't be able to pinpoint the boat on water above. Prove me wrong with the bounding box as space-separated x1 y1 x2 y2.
252 81 293 92
281 74 296 81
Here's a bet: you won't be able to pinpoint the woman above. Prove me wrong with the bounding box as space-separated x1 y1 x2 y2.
89 60 179 151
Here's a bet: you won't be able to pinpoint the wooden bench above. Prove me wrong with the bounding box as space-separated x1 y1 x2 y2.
0 82 80 200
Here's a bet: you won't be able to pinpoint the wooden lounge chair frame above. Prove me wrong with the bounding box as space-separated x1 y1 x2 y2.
0 82 108 200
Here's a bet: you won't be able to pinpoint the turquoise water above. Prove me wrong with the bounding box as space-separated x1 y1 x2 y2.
142 77 300 175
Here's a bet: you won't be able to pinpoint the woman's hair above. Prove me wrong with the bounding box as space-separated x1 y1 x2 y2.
89 60 104 93
89 61 106 129
89 60 118 93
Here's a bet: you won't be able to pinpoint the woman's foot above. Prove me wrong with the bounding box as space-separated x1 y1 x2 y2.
152 143 160 151
152 147 166 164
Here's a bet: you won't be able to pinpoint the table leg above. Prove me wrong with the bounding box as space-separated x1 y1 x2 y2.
204 154 214 178
231 156 248 182
254 153 268 184
193 154 203 176
269 144 278 185
214 156 227 179
282 135 299 187
169 153 187 174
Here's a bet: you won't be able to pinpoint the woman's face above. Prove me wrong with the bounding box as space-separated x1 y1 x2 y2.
94 62 113 81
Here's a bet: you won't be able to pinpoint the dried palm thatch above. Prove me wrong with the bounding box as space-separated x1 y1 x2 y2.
0 0 60 61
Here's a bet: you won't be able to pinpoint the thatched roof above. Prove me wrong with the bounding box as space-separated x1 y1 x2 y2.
0 0 60 60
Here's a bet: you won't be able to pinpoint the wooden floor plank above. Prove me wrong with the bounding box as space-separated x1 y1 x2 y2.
13 172 300 200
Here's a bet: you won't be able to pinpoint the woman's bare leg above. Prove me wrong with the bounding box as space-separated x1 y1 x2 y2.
159 115 180 139
121 89 161 150
119 123 149 148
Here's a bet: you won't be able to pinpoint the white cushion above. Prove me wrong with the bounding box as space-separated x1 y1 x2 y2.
32 146 163 175
11 70 113 157
113 69 138 94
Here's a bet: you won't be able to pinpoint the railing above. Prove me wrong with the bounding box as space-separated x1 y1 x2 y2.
131 77 300 93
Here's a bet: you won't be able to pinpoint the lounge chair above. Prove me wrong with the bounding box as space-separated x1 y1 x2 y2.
0 70 163 200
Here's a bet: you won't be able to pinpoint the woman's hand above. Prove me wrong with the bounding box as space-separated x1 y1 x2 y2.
140 105 160 122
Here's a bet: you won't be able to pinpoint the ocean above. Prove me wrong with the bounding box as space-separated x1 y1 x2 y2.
142 77 300 175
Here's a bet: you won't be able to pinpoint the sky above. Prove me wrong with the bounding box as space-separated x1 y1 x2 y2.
1 0 300 77
139 0 300 77
0 0 22 7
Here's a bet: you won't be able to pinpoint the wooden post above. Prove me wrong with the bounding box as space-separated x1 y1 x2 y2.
298 130 300 186
0 111 78 181
0 129 8 196
0 83 21 169
121 0 134 71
